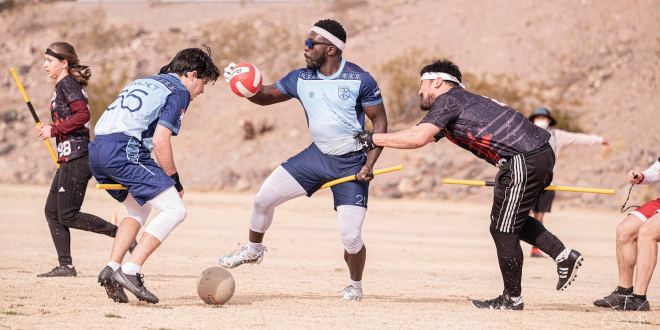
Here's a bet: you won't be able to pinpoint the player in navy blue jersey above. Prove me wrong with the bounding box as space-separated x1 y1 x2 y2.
91 47 219 304
219 19 387 302
355 59 584 310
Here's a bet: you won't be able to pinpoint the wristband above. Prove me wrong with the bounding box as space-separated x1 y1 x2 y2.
170 172 184 192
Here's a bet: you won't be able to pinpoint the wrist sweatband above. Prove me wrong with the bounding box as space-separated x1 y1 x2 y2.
170 172 183 192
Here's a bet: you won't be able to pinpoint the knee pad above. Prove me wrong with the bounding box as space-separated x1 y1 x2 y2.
144 187 187 242
122 194 151 226
337 205 366 254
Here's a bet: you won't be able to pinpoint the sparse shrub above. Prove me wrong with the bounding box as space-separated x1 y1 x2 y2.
376 48 434 125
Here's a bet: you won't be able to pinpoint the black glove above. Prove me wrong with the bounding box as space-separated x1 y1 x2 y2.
170 172 184 192
354 131 377 151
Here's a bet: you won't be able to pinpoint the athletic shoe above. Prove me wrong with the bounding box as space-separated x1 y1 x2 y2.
98 266 128 303
614 296 650 311
472 291 524 310
37 265 77 277
128 240 138 254
556 248 583 291
340 285 363 302
218 243 267 269
111 269 159 304
593 287 633 308
531 247 544 258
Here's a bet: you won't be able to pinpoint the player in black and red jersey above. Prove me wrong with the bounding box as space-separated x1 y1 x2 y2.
34 42 121 278
354 59 584 310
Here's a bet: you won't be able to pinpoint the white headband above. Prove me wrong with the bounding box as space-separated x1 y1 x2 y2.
311 26 346 51
420 72 465 89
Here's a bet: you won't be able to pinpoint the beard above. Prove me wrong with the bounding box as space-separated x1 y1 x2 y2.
419 93 433 111
306 53 327 71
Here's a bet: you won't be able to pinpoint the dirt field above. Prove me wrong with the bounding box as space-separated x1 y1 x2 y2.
0 183 658 329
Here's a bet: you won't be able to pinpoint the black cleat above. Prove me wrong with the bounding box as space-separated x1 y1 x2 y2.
37 265 77 277
614 296 650 312
98 266 128 303
472 291 524 310
112 269 159 304
556 248 583 291
128 240 138 254
594 287 633 308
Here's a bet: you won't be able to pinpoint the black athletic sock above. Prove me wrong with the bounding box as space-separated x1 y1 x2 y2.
490 229 523 297
615 286 633 294
633 294 647 301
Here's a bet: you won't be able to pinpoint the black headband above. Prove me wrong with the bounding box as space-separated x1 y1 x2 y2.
45 48 65 61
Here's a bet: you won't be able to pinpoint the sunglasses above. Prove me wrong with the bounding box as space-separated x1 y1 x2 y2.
304 39 334 50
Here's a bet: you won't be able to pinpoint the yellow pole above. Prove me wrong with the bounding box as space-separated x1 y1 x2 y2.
319 165 404 189
441 179 615 195
96 184 127 190
95 165 405 191
10 68 59 168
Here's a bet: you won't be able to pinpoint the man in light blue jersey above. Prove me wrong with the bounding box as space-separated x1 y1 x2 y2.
219 19 387 302
90 47 219 304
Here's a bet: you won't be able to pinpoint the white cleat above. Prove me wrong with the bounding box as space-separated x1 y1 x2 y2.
218 243 267 269
340 285 363 302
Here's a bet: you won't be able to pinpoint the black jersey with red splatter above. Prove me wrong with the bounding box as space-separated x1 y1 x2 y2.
50 75 91 163
420 86 550 166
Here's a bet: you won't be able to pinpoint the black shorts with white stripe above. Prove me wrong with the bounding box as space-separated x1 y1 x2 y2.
491 143 555 233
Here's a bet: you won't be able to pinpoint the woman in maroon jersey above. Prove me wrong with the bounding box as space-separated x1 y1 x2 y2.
34 42 120 277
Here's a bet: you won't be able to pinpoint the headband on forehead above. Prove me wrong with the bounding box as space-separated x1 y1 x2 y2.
420 72 465 89
45 48 65 61
311 26 346 51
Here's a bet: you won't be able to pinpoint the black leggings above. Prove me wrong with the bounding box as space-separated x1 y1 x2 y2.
45 155 117 266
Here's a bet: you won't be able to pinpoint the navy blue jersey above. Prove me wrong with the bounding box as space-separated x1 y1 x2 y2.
420 87 550 165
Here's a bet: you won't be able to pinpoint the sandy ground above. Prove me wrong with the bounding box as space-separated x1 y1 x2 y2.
0 183 658 329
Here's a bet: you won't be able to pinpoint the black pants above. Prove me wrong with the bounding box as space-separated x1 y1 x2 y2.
45 155 117 266
489 144 565 296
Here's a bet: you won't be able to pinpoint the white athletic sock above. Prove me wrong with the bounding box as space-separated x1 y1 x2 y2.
121 262 142 275
349 279 362 289
107 261 121 272
67 265 74 269
247 242 263 256
510 295 523 304
555 248 571 263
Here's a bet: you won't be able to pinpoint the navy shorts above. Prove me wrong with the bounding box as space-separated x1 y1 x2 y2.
88 133 175 206
281 143 369 210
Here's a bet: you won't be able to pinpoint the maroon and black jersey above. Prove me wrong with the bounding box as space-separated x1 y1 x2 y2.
50 75 91 163
420 86 550 166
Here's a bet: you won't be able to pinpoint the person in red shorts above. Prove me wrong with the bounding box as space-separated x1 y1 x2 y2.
593 155 660 311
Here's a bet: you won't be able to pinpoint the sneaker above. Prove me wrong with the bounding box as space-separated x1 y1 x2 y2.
556 248 584 291
594 287 633 308
614 296 650 312
340 285 363 302
531 247 544 258
472 291 524 310
98 266 128 303
111 269 159 304
37 265 77 277
218 243 267 269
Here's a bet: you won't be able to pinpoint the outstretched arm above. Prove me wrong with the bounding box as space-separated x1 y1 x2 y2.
247 84 290 106
356 103 388 181
372 123 440 149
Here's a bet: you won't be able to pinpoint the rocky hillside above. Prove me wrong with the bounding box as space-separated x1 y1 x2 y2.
0 0 658 210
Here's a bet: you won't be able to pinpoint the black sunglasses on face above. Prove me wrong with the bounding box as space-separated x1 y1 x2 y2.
304 39 334 49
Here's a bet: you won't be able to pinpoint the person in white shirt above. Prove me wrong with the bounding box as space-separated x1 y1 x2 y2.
528 107 609 257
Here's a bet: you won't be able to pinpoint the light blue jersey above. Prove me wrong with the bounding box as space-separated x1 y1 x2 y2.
94 73 190 140
276 59 383 155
